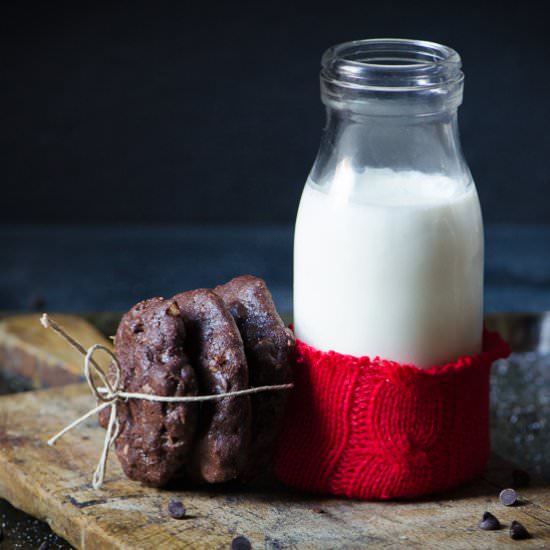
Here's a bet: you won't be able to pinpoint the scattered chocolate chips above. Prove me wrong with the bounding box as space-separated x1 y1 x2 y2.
231 535 252 550
512 469 531 488
499 488 519 506
478 511 501 530
167 499 186 519
510 520 530 540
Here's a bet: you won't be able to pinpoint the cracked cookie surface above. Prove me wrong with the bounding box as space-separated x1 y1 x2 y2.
215 275 295 478
100 297 198 486
173 289 252 483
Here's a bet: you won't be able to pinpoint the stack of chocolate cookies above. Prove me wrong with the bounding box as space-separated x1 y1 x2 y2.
99 276 295 487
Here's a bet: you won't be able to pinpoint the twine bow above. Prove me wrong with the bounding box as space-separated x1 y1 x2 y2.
41 314 293 489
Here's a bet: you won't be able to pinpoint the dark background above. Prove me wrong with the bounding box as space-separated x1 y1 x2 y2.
2 2 549 225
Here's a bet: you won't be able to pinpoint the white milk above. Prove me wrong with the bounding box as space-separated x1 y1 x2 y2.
293 166 484 367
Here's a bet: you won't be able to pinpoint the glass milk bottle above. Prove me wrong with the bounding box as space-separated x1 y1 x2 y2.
294 39 484 367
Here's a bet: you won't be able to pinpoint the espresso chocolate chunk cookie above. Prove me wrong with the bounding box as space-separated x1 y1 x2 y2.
101 297 198 486
215 275 295 478
173 289 252 484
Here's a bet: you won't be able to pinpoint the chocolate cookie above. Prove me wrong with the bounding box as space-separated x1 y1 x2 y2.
214 275 295 478
173 289 252 484
100 297 198 487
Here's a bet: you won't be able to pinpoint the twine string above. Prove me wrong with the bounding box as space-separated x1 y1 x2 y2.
40 313 293 490
40 314 112 390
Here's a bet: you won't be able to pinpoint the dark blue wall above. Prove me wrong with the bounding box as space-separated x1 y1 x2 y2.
2 3 549 224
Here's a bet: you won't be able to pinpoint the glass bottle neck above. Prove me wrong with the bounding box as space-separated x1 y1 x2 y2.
310 106 470 187
320 38 464 117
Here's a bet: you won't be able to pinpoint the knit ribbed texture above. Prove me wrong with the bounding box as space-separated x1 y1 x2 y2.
273 330 510 500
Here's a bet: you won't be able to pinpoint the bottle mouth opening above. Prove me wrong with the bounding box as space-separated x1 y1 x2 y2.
321 38 463 91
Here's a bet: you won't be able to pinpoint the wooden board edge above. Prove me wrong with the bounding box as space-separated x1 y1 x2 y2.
0 452 86 548
0 333 83 387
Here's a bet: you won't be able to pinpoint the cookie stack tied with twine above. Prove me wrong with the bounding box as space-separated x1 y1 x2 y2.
43 276 294 490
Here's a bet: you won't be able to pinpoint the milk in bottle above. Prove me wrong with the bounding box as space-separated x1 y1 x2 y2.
293 39 484 367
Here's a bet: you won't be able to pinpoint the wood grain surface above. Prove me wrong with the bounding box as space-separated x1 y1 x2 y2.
0 314 112 388
0 383 548 549
0 313 549 549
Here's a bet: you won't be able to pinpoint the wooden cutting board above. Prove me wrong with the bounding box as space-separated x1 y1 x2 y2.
0 386 548 548
0 314 549 549
0 313 112 388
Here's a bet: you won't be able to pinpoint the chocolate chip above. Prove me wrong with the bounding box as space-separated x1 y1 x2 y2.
167 499 186 519
231 535 252 550
478 511 501 530
512 469 531 488
510 520 530 540
499 488 519 506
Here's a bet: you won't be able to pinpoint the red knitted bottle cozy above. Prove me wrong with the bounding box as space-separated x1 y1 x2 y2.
273 329 510 500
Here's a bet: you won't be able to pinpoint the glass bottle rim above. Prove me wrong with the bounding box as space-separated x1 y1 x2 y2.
321 38 463 92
